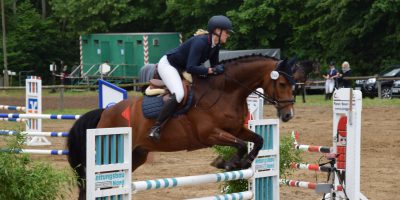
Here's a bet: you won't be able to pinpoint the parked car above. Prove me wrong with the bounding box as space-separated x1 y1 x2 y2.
391 80 400 98
355 67 400 99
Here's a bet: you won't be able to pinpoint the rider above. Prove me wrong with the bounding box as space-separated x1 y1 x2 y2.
148 15 233 141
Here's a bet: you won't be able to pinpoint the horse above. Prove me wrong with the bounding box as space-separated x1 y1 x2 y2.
67 55 303 199
292 60 320 103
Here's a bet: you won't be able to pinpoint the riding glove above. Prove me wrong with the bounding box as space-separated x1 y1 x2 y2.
211 64 224 75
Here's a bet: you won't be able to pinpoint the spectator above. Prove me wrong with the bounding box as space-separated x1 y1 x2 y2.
322 61 339 100
339 61 352 88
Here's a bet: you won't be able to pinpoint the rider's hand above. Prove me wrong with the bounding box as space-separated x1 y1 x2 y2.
210 64 224 75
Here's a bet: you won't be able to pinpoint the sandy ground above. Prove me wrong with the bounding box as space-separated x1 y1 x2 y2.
0 94 399 200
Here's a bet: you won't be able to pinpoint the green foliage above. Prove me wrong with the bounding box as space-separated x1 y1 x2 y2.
279 135 302 179
0 133 76 200
164 0 241 40
213 135 302 193
1 0 399 83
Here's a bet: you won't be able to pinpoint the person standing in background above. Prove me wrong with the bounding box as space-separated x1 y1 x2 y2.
323 61 339 100
339 61 352 88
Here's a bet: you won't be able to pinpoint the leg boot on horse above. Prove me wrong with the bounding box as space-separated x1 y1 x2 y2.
148 94 178 141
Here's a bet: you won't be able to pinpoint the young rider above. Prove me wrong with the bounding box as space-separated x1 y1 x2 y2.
148 15 233 141
323 61 339 100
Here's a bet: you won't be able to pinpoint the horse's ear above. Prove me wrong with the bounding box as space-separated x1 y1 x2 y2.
288 56 297 67
278 59 287 70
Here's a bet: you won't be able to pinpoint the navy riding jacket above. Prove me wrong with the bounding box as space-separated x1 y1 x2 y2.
326 68 338 78
166 34 220 75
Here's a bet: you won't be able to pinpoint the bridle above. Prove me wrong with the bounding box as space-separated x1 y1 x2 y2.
195 60 295 111
225 72 295 110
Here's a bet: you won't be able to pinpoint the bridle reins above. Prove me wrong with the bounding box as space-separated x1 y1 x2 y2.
194 60 295 110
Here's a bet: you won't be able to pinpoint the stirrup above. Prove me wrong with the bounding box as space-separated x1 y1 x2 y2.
148 125 161 141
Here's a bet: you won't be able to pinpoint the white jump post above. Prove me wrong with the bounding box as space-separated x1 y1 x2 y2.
86 127 132 200
25 76 49 146
332 88 367 200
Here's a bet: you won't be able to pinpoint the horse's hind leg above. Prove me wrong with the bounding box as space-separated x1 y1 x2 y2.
132 146 149 171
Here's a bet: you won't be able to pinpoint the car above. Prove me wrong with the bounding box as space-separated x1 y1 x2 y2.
391 80 400 98
355 67 400 99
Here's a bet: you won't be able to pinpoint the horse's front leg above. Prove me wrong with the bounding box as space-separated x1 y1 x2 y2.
207 128 248 171
236 128 264 169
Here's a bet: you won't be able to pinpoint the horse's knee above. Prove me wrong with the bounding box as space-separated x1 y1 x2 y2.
131 147 148 171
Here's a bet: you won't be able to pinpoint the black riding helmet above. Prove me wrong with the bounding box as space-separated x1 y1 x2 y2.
207 15 234 34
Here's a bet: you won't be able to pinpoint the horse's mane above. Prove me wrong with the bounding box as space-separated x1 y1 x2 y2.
220 54 278 65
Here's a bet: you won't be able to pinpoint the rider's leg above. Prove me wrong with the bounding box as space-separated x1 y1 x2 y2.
148 56 184 141
325 80 330 100
328 79 334 100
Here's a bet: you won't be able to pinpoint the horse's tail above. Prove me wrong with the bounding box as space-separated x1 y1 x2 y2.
67 108 104 199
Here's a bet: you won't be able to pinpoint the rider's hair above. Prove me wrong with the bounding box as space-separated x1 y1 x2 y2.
194 29 209 36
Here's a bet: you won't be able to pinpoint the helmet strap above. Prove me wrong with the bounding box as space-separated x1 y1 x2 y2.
218 29 222 44
212 29 223 45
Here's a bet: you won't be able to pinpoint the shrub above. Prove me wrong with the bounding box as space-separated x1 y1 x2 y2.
0 133 76 200
214 134 302 194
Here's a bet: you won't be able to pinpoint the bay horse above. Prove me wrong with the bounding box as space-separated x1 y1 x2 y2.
292 60 320 103
67 55 301 199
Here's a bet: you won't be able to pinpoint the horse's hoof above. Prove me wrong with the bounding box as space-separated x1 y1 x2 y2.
211 156 226 169
239 159 252 169
225 165 233 171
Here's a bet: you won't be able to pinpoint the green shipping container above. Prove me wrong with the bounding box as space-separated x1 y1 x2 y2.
80 32 181 78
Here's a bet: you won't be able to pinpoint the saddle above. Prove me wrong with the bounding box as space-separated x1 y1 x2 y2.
142 70 194 119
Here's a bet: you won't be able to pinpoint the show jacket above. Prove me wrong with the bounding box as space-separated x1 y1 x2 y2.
167 34 220 75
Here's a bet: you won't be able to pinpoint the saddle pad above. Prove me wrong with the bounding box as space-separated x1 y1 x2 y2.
142 96 164 119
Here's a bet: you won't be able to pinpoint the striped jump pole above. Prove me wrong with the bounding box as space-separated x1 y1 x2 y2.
0 118 27 122
132 169 254 192
0 105 26 111
1 148 68 155
0 113 80 120
294 143 332 154
187 191 253 200
0 130 68 137
291 131 332 154
280 179 343 191
290 162 332 173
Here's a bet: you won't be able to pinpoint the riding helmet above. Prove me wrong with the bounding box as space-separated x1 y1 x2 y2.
207 15 233 33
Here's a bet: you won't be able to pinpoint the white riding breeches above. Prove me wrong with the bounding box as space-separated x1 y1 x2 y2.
157 55 185 103
325 79 335 94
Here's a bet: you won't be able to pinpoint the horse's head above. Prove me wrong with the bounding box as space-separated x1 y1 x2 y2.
261 58 296 122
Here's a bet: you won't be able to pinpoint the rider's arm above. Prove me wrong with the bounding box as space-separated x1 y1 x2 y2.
209 46 220 66
186 40 209 75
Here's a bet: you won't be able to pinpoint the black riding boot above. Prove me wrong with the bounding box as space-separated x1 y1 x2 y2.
148 94 178 141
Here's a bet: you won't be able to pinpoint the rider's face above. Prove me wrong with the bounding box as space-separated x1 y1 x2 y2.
220 30 230 44
213 28 230 44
